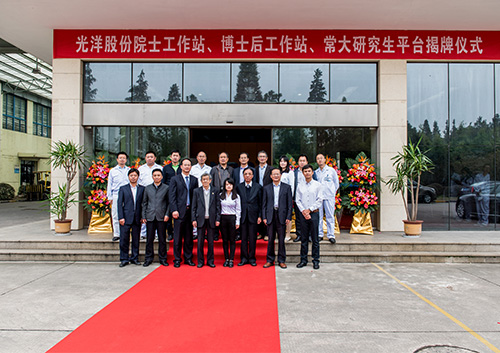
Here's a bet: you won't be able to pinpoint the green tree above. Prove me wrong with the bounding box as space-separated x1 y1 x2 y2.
167 83 181 102
263 90 282 102
126 69 150 102
307 68 327 102
186 94 198 102
234 63 263 102
84 65 97 101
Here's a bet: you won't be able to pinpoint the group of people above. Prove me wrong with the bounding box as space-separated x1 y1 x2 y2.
107 149 339 270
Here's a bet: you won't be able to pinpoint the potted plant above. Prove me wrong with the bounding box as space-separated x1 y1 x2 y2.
49 140 87 234
385 138 434 236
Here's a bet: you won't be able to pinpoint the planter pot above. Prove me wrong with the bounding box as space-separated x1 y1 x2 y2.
403 220 423 237
88 211 113 234
54 219 72 234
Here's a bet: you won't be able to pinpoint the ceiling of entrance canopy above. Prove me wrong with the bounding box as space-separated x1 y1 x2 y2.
1 0 499 64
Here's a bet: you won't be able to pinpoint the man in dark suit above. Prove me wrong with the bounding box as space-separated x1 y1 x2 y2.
141 168 170 267
210 152 234 192
162 150 182 241
192 173 220 268
170 157 198 267
255 150 272 240
236 167 262 266
233 152 254 185
117 168 145 267
262 168 293 269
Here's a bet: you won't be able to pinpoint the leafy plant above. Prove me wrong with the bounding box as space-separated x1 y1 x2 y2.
50 141 87 221
385 137 434 221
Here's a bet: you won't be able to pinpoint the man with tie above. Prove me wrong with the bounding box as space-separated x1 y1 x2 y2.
192 173 220 268
170 157 198 267
262 168 293 269
296 164 324 270
162 149 182 241
235 167 262 266
141 168 170 267
233 152 254 185
117 168 144 267
255 150 271 240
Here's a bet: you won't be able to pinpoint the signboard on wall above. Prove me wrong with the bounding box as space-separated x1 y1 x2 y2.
54 29 500 60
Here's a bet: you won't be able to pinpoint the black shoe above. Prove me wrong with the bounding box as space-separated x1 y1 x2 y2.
185 260 196 266
208 263 216 268
167 234 173 241
119 261 129 267
214 235 219 241
229 260 234 268
143 260 153 267
223 260 229 267
235 235 241 241
309 237 312 243
174 262 180 268
293 236 301 242
238 260 248 266
193 235 198 241
313 263 320 270
296 262 307 268
250 261 257 267
329 238 336 244
130 260 141 265
160 260 169 266
197 263 204 268
112 237 120 242
140 235 146 240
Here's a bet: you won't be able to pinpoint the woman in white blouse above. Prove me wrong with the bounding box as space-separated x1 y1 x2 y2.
219 178 241 268
279 156 295 241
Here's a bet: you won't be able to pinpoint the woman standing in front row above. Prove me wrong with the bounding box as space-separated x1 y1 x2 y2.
219 178 241 268
279 156 295 241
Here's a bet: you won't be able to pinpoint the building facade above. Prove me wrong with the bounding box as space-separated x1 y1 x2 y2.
50 29 500 232
0 83 51 196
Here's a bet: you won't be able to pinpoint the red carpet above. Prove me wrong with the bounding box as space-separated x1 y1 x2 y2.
48 240 281 353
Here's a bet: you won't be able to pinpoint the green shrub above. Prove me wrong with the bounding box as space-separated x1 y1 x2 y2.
0 183 15 200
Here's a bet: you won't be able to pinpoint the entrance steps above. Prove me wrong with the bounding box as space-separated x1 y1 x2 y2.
1 233 500 263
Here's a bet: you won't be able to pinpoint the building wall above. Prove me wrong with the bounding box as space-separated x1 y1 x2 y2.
52 58 408 231
0 89 51 195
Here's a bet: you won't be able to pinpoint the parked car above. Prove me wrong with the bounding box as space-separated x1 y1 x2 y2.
409 181 437 204
455 181 499 220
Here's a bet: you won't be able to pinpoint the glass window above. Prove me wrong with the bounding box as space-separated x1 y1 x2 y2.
231 63 279 102
279 64 330 103
330 63 377 103
2 94 26 132
184 63 230 102
94 127 188 163
83 63 132 102
450 64 494 128
131 63 182 102
33 103 51 138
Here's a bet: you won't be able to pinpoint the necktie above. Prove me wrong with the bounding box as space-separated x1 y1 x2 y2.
246 185 251 199
185 176 190 205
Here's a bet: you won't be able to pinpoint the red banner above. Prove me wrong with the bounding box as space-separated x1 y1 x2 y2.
53 29 500 60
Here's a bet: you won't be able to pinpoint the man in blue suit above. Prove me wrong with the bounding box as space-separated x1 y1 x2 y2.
170 157 199 267
117 168 145 267
262 168 293 269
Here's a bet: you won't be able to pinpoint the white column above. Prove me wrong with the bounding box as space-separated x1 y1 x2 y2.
377 60 408 231
51 59 86 230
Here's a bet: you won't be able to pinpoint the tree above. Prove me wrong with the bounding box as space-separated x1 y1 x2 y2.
167 83 181 102
307 68 327 102
84 65 97 101
234 63 263 102
263 90 282 102
186 94 198 102
126 69 150 102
